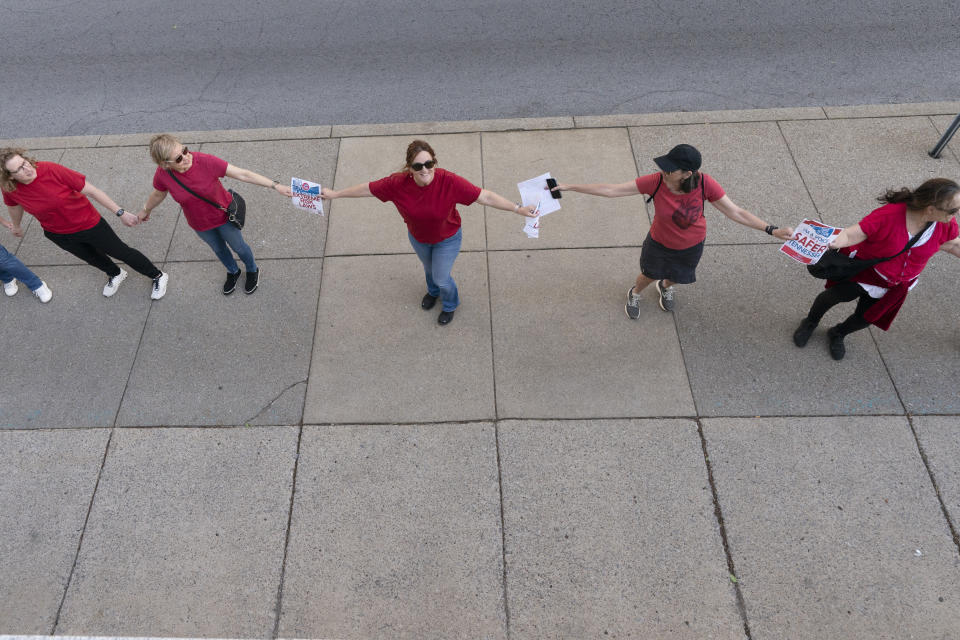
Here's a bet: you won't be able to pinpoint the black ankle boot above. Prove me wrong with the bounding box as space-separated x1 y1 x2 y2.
827 326 846 361
793 318 817 347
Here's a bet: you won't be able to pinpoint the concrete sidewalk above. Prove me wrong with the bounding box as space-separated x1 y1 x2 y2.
2 102 960 639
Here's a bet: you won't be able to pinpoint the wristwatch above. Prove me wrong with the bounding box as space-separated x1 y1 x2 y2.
115 208 126 217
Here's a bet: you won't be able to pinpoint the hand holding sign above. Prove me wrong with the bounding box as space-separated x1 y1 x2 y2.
780 219 841 265
291 178 324 216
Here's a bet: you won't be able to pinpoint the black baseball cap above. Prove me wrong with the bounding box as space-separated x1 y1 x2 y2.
654 144 702 172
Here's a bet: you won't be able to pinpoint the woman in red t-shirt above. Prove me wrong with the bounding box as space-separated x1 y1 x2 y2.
1 147 168 300
320 139 538 325
793 178 960 360
553 144 793 319
137 134 294 295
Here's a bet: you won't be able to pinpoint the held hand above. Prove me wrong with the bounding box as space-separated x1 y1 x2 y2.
320 187 338 200
274 183 293 197
136 208 151 223
119 211 139 227
773 226 794 241
550 183 568 194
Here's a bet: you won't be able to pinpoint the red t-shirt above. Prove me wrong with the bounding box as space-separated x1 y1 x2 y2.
1 161 101 234
635 172 725 250
368 168 481 244
153 152 231 231
848 202 959 284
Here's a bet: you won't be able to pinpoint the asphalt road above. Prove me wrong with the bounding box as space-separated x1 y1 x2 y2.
3 0 958 138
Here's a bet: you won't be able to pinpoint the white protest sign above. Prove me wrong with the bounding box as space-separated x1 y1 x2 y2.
780 219 841 264
291 177 324 215
517 172 560 237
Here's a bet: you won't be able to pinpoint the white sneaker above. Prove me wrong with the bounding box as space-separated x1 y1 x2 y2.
103 268 128 297
150 271 168 300
33 281 52 303
3 280 17 296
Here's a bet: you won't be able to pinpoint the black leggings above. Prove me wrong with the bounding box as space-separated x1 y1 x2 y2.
806 280 876 337
44 218 161 279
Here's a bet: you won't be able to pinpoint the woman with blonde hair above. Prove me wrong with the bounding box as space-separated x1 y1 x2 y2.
137 134 293 295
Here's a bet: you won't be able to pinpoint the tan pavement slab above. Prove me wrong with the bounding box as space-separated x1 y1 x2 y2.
930 114 960 163
0 265 153 428
14 147 174 267
56 426 297 638
278 423 506 640
704 416 960 640
481 128 648 250
499 419 744 639
303 252 495 424
870 257 960 414
117 259 321 427
488 248 694 418
332 116 573 138
163 140 336 262
0 135 100 150
325 134 486 256
823 101 960 118
96 125 331 148
677 245 902 416
628 122 817 244
912 416 960 529
576 107 826 128
0 429 109 634
778 117 957 229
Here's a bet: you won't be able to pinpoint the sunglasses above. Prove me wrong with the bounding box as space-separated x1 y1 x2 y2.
937 206 959 215
410 160 436 171
167 147 189 164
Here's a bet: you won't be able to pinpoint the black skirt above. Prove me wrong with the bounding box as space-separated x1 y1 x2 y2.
639 233 704 284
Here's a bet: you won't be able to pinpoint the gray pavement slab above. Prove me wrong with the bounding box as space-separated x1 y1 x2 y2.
930 114 960 164
278 423 506 640
488 248 695 418
56 426 297 638
481 128 647 250
0 135 100 150
14 147 173 268
303 252 495 424
0 429 109 634
96 126 331 147
823 101 960 119
678 245 903 416
325 134 486 256
499 419 744 639
704 416 960 639
116 259 320 427
628 122 818 244
575 107 826 128
164 140 336 262
912 416 960 531
331 116 574 138
0 265 152 429
778 117 957 229
870 257 960 414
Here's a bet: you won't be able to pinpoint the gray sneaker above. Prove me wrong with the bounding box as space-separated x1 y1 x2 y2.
624 286 642 320
656 279 675 312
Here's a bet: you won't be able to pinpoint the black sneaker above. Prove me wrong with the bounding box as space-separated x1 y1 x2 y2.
223 270 241 295
827 326 846 360
793 318 817 347
244 269 260 294
437 310 455 325
421 293 438 310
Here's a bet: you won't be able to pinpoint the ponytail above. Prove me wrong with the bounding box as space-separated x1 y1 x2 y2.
879 178 960 210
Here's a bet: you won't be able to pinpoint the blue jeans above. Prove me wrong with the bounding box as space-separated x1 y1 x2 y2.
195 222 257 273
0 243 43 291
408 228 462 312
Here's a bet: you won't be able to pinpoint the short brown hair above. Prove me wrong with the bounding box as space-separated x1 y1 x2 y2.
404 139 437 170
149 133 183 167
0 147 39 192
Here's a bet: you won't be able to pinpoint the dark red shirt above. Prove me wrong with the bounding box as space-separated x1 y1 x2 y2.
153 152 231 232
635 172 725 250
2 161 101 234
369 168 481 244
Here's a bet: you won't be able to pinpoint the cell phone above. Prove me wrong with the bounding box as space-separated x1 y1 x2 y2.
545 177 561 199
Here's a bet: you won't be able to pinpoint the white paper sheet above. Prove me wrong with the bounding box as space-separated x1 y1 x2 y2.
517 172 560 237
291 177 324 215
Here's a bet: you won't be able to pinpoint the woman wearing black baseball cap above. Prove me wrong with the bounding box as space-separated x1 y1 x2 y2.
552 144 793 318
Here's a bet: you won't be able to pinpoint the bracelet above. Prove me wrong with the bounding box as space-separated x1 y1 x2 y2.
514 202 521 212
269 181 278 189
764 224 777 235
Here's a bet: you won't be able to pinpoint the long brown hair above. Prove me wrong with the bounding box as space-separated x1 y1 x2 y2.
879 178 960 210
0 147 39 192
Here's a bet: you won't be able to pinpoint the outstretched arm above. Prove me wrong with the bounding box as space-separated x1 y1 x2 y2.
711 195 794 240
224 164 293 196
476 189 538 217
550 180 639 198
940 236 960 258
136 189 169 222
829 223 868 249
80 181 140 227
321 183 374 199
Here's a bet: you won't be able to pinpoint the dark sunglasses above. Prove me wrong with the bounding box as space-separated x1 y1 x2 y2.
410 160 436 171
937 205 959 215
168 146 189 164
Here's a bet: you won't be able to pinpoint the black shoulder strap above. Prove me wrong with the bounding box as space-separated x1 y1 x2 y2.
644 174 662 203
888 221 933 259
166 170 227 212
